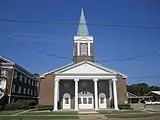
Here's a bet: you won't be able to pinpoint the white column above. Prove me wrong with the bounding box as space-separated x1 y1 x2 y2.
77 42 80 56
74 79 79 110
113 79 119 110
93 79 98 110
57 80 59 101
109 80 112 101
88 42 90 56
54 79 59 111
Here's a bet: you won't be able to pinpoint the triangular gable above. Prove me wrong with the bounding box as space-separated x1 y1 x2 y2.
41 61 127 78
56 62 112 74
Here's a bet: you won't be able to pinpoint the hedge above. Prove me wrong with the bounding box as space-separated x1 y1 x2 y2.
35 104 53 111
118 104 132 110
4 100 35 110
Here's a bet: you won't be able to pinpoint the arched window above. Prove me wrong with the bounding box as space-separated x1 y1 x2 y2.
80 43 87 55
63 93 71 109
99 93 107 109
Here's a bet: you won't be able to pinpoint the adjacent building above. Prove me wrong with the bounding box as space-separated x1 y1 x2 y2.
0 56 39 106
39 9 128 111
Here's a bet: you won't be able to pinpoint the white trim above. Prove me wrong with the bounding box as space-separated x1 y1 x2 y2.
88 42 91 56
63 93 71 109
99 93 107 109
77 42 80 56
78 91 94 109
55 75 116 80
54 79 59 111
40 61 127 78
74 36 93 41
40 62 74 78
74 79 79 110
94 79 98 110
0 56 15 65
113 79 119 110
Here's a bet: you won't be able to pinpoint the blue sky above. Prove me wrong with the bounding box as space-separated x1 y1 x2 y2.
0 0 160 85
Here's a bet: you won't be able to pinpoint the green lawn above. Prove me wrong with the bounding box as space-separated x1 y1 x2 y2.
0 115 79 120
105 113 160 118
98 109 146 114
22 111 78 115
0 110 23 115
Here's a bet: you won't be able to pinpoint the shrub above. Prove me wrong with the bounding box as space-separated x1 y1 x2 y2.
4 100 35 110
35 104 53 111
118 104 132 110
0 106 4 111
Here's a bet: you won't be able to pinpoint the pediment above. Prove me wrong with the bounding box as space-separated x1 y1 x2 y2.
55 62 113 75
41 61 127 78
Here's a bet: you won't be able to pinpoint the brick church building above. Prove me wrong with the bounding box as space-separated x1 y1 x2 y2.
39 8 128 111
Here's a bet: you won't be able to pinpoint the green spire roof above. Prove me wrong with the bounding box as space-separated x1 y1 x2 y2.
77 8 89 36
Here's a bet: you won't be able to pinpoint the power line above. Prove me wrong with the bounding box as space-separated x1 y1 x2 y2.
96 51 160 63
0 19 160 30
7 36 160 62
8 36 73 61
128 76 160 79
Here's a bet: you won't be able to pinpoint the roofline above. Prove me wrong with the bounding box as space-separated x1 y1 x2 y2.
127 92 138 97
40 62 74 78
0 56 36 78
41 61 127 78
146 91 160 96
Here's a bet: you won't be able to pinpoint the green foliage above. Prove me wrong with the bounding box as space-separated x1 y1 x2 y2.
118 104 132 110
4 100 34 110
35 104 53 111
127 83 160 96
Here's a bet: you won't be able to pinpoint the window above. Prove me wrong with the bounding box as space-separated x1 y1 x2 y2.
88 98 92 104
12 84 16 93
28 79 30 84
14 71 17 79
23 88 26 94
32 80 34 86
78 98 82 104
27 89 30 95
31 89 33 95
1 69 8 77
100 97 104 104
35 88 37 94
83 98 87 104
19 74 23 81
24 77 27 83
80 43 87 55
65 98 69 104
18 86 21 93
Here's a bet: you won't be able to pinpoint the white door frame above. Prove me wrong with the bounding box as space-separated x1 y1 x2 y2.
99 93 107 109
63 93 71 109
78 91 94 109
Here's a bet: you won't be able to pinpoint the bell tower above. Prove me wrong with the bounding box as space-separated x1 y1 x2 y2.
73 8 94 63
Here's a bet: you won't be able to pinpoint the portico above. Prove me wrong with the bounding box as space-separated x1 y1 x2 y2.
52 61 120 111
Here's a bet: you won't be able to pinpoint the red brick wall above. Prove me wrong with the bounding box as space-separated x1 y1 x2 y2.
39 73 55 105
116 75 128 105
6 69 14 96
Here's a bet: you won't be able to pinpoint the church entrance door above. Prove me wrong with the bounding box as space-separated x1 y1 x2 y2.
78 91 94 109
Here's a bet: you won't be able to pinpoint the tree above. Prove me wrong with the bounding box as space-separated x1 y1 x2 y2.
127 83 160 96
